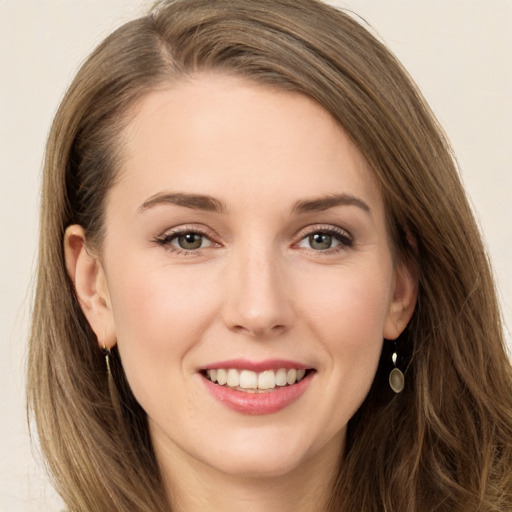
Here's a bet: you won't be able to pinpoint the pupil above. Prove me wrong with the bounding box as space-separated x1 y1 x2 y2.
310 233 332 250
179 233 202 249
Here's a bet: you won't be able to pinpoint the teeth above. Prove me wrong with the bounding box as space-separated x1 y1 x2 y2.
286 369 297 385
205 367 308 390
227 369 240 387
239 370 258 389
216 369 227 385
275 368 287 386
258 370 276 390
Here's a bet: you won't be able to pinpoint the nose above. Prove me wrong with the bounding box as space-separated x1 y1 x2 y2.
221 245 294 339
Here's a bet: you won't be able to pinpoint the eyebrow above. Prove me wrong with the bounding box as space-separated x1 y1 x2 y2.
292 193 372 216
138 192 227 214
138 191 371 216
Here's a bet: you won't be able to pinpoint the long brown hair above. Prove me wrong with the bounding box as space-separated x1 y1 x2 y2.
28 1 512 510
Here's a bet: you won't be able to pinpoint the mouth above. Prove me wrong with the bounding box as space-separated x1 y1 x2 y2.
201 367 312 393
199 359 315 414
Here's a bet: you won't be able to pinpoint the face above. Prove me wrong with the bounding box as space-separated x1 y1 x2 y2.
68 74 416 483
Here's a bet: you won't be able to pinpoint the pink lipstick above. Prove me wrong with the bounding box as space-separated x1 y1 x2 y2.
200 359 314 415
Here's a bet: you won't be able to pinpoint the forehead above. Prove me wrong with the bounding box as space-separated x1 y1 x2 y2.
113 74 384 218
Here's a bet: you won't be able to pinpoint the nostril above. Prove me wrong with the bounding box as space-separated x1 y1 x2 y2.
230 322 287 338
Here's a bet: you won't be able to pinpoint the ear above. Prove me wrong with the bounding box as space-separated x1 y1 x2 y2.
64 225 116 350
383 256 418 340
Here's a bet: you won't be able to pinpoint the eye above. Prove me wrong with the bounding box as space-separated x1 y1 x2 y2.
154 228 216 253
173 232 210 250
300 232 341 251
296 227 352 251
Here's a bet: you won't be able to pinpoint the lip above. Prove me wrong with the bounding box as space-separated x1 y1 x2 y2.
201 368 314 415
201 358 311 372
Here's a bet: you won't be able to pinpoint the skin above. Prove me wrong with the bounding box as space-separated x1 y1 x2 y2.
65 75 417 512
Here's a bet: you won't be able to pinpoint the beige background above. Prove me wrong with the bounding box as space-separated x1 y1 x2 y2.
1 1 510 510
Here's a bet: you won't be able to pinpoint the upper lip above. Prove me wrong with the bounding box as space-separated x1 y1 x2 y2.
201 358 312 372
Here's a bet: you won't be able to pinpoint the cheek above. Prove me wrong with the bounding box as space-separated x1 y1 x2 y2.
106 262 220 403
284 262 394 446
300 262 393 371
305 266 391 331
110 259 219 338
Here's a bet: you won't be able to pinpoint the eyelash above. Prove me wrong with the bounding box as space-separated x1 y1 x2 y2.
153 226 218 255
295 225 353 253
153 225 353 255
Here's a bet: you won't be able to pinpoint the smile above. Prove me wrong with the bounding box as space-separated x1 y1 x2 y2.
205 368 308 392
200 361 314 415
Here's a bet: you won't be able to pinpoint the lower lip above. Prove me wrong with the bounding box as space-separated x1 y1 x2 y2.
202 372 313 415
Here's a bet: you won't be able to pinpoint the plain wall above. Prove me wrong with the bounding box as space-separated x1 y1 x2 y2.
1 1 510 510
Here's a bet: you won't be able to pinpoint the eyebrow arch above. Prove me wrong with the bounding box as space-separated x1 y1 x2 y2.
138 192 227 214
292 193 372 215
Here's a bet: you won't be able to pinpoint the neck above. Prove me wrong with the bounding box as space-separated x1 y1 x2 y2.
155 435 342 512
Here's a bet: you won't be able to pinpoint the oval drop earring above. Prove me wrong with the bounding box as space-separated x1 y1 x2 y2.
389 342 405 393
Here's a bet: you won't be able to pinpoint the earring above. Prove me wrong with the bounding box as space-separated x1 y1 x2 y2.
102 344 112 382
389 342 404 393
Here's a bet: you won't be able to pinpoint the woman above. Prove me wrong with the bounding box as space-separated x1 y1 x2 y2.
27 0 512 510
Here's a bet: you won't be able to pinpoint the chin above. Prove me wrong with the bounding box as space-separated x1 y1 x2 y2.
206 448 306 480
196 426 334 480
